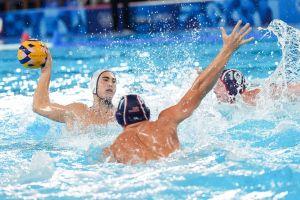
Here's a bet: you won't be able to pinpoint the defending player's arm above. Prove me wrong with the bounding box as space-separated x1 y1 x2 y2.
32 51 85 123
159 21 254 124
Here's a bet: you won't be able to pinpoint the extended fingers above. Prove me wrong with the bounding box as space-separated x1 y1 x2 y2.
238 23 250 35
240 27 252 39
241 37 254 45
222 20 253 48
232 20 242 34
45 50 52 65
220 27 227 38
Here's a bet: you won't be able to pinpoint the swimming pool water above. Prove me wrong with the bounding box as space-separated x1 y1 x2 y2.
0 20 299 199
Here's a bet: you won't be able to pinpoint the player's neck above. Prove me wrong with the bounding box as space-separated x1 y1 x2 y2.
91 97 113 112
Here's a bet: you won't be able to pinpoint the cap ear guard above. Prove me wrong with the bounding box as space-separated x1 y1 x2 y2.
115 94 150 127
116 96 126 126
137 95 150 120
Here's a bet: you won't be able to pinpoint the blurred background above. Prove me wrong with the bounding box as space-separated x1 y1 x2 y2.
0 0 299 44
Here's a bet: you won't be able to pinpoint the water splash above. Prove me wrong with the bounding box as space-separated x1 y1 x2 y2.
265 19 300 86
1 22 300 199
18 151 55 183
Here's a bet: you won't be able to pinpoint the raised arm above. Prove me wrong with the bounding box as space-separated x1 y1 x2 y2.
32 50 85 123
159 21 254 124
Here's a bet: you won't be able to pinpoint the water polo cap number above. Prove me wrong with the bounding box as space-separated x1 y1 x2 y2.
228 70 243 84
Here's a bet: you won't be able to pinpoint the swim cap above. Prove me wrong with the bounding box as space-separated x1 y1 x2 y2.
90 69 114 94
220 69 246 96
115 94 150 127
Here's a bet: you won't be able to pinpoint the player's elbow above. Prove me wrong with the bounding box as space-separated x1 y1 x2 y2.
32 103 40 114
32 102 45 114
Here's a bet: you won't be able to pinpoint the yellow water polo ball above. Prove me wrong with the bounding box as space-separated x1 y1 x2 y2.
17 39 48 69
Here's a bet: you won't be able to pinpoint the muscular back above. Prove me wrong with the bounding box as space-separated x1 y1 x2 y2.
109 119 180 164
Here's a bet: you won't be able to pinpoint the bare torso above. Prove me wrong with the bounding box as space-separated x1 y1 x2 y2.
106 119 180 164
65 103 116 129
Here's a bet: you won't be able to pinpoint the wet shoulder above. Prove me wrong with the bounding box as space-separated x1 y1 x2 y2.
66 103 89 113
137 120 177 139
136 120 179 157
67 102 88 109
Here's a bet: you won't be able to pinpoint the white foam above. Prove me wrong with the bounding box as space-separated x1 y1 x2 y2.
18 151 55 183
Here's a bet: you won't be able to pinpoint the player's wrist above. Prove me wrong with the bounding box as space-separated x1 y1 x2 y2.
220 46 234 57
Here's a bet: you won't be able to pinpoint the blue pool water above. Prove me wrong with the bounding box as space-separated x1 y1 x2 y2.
0 20 299 199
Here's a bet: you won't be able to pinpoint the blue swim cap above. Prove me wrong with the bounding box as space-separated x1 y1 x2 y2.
220 69 246 96
115 94 150 127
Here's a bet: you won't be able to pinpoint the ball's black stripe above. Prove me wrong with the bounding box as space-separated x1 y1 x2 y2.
19 56 31 64
19 45 31 55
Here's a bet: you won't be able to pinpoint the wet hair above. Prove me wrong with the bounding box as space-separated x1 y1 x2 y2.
115 94 150 127
220 69 247 97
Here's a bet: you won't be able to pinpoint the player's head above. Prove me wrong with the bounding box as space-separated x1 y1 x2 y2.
90 70 116 101
214 69 247 103
115 94 150 127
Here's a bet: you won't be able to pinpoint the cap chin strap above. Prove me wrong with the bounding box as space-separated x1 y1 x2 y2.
228 95 236 104
94 93 113 108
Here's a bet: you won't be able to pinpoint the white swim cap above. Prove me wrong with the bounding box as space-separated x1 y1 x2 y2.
90 69 114 94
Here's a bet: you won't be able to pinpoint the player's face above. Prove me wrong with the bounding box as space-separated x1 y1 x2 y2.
213 79 231 103
97 71 116 100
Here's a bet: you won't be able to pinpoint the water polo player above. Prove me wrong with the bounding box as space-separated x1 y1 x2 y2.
214 68 249 103
104 21 254 164
32 51 117 129
213 68 300 105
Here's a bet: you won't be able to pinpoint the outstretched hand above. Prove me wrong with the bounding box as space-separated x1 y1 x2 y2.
220 20 254 51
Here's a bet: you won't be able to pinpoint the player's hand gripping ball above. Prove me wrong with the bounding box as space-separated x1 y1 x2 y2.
17 39 48 69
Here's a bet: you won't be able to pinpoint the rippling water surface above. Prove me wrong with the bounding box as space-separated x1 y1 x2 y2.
0 20 299 199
